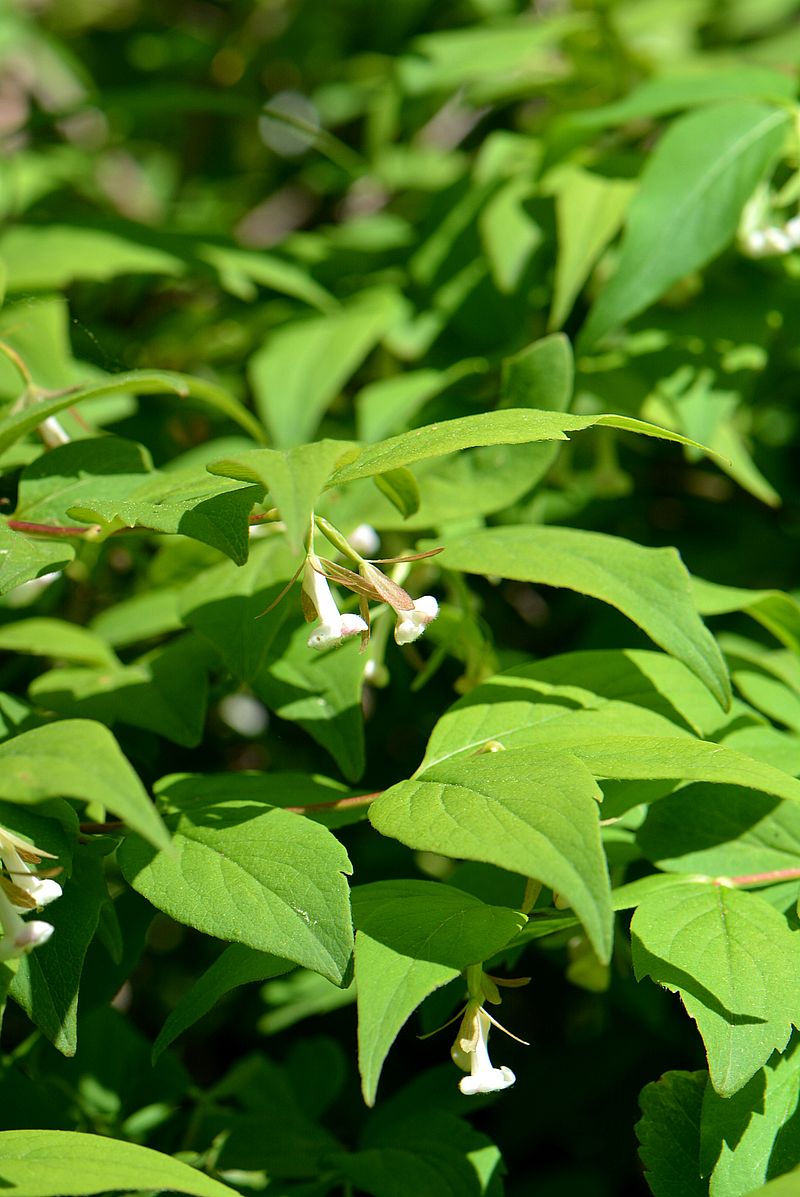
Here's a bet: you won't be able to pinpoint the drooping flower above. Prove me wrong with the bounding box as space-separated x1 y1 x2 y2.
0 827 62 910
302 556 367 651
393 594 439 645
0 827 60 962
451 1001 517 1096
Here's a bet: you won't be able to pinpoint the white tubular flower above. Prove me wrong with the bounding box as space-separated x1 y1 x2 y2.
393 595 438 645
303 557 367 651
0 827 62 910
452 1003 516 1096
0 884 54 962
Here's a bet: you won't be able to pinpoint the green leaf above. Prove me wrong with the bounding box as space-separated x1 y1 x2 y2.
90 590 183 649
479 175 541 293
733 671 800 731
195 242 335 311
0 1129 238 1196
421 659 698 773
369 748 613 962
0 720 168 849
249 289 398 447
722 727 800 778
13 438 153 526
328 407 718 486
400 13 586 96
0 520 73 598
566 67 797 131
0 619 116 668
352 880 525 968
0 225 185 290
10 842 108 1056
638 784 800 878
153 943 292 1060
333 1109 504 1197
500 333 574 411
352 880 525 1104
632 883 800 1095
636 1070 707 1197
70 474 262 566
0 297 84 399
548 167 636 330
546 738 800 817
118 774 354 984
581 102 790 346
692 577 800 654
355 361 484 443
179 537 296 683
743 1167 800 1195
252 621 365 782
355 936 457 1109
373 468 420 518
207 439 355 553
435 525 731 708
0 370 264 453
702 1038 800 1197
29 636 210 748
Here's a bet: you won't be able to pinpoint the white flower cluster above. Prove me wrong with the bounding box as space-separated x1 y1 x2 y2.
0 827 61 962
302 554 438 652
741 215 800 258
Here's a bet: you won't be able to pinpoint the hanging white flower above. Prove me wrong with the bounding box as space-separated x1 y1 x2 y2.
0 826 61 962
451 1001 517 1096
0 827 62 910
302 556 367 651
392 594 439 645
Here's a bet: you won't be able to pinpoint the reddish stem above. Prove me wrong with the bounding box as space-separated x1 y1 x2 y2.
715 867 800 887
286 791 381 814
7 519 91 537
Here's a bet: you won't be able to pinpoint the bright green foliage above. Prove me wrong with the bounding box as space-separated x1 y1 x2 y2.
1 2 800 1194
632 883 800 1096
119 777 354 984
0 1129 238 1196
371 750 612 961
0 721 167 848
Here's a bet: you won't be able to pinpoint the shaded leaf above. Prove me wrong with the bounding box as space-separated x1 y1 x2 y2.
636 1070 707 1197
581 103 789 346
435 525 730 707
0 720 168 849
153 943 292 1060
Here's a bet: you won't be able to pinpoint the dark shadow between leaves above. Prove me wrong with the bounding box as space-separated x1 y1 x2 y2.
462 650 715 734
702 1064 767 1172
30 641 208 748
637 784 784 867
181 580 291 683
632 935 767 1025
176 484 262 566
766 1034 800 1180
